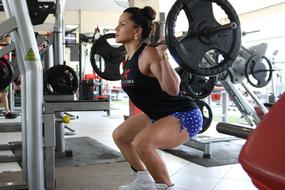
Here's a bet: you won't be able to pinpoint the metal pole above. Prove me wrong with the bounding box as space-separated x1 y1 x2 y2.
222 79 260 126
221 91 228 123
44 43 54 69
8 50 15 112
241 82 268 114
4 0 45 189
54 0 66 66
53 0 67 153
2 0 28 184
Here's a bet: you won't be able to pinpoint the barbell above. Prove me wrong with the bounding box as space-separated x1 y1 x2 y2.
90 0 241 80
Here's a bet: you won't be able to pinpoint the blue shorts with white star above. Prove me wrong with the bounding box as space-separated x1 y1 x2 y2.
170 108 203 137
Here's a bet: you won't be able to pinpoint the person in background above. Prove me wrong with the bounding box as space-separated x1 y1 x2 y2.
112 6 203 190
0 35 18 119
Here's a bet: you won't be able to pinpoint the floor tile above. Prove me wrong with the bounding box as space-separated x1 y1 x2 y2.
175 163 233 178
223 164 252 180
213 178 258 190
171 174 221 190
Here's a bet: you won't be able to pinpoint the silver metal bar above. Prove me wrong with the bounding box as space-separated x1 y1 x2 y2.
3 1 45 189
44 100 110 113
221 91 228 123
0 17 17 38
0 155 21 163
241 82 269 114
44 43 54 69
222 79 260 125
0 43 15 57
0 182 27 190
53 0 66 65
2 0 28 184
0 122 21 132
0 141 21 151
55 112 65 153
43 114 56 189
8 50 15 112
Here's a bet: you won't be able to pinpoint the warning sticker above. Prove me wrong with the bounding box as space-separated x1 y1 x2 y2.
25 48 38 61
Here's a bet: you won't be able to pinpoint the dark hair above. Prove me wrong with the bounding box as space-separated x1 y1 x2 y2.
123 6 156 40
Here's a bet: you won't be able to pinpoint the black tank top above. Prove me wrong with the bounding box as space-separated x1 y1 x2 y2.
121 43 197 120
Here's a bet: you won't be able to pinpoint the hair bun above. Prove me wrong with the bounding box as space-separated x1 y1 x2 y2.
141 6 156 21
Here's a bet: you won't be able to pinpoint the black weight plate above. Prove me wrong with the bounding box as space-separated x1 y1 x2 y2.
165 0 241 76
182 71 215 99
195 99 213 134
45 65 78 94
90 33 126 81
245 54 273 88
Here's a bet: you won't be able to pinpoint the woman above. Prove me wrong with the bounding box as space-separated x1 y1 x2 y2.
112 6 203 190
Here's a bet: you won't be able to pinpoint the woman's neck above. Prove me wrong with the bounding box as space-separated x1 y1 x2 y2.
125 40 143 60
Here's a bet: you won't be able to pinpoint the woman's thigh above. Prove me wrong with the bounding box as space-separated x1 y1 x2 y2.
114 112 152 143
135 115 189 150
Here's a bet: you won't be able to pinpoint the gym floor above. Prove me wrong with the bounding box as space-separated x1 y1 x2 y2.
0 102 257 190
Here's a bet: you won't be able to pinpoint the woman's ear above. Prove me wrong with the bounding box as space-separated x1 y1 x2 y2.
135 26 143 39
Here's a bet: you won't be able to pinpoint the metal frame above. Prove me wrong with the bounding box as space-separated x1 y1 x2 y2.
1 0 44 189
184 74 268 157
43 100 110 189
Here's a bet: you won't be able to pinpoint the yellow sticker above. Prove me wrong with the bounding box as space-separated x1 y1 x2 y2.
25 48 38 61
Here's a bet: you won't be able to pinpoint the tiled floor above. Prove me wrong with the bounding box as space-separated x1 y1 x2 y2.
0 102 258 190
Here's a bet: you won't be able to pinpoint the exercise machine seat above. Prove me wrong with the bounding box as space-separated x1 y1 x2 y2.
239 93 285 190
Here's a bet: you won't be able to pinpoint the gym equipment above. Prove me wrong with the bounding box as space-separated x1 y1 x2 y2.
0 57 13 90
245 54 273 88
216 122 253 139
227 45 273 88
1 0 44 189
239 93 285 190
0 122 21 132
195 99 213 134
90 33 126 81
165 0 241 76
181 71 215 99
90 0 241 80
45 64 79 95
26 0 55 25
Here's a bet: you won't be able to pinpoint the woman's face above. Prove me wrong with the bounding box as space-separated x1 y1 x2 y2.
115 12 139 43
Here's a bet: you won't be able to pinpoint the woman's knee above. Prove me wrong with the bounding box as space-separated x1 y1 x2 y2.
112 125 132 145
112 127 124 144
133 136 153 159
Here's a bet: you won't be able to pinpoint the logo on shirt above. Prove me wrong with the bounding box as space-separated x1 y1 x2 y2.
122 69 134 86
123 69 130 79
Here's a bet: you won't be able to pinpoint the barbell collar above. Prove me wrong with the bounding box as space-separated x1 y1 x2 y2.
204 22 237 36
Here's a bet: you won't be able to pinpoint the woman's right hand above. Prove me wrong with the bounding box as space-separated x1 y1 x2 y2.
155 37 168 58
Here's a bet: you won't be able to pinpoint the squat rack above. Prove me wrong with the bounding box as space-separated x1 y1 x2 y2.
1 0 44 189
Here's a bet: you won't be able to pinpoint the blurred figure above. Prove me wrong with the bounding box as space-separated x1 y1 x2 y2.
0 34 18 119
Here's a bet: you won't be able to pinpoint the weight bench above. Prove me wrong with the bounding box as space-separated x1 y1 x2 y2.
238 93 285 190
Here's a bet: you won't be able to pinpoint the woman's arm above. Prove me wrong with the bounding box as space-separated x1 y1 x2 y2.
143 46 181 96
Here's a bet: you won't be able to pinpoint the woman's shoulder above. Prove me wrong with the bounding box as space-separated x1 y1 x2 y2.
141 44 158 59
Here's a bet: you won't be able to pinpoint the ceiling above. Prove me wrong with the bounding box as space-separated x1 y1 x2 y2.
32 0 285 32
64 0 125 13
63 0 285 14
